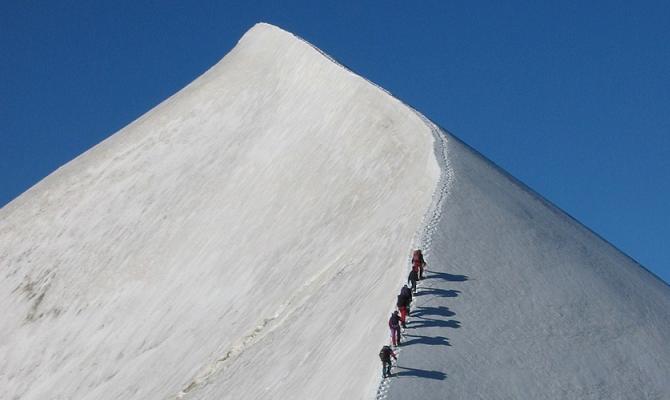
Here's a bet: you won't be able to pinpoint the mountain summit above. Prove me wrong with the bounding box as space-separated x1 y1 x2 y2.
1 23 668 400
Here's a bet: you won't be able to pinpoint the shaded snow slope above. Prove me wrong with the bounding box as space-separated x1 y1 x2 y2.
384 132 670 399
0 23 439 400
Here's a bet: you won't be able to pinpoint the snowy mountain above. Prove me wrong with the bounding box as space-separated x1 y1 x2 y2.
1 23 669 400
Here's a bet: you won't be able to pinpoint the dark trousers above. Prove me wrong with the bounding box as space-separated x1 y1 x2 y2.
409 278 417 293
382 360 392 377
390 326 401 346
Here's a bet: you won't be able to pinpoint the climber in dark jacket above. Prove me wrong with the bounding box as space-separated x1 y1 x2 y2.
379 345 397 378
400 284 413 313
408 269 419 294
397 291 411 328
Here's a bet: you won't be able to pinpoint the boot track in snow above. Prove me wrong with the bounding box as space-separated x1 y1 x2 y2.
375 113 454 399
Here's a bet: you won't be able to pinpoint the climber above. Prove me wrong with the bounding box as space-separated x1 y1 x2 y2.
379 345 397 378
400 284 413 314
412 249 426 280
389 310 402 346
408 269 419 294
397 289 412 328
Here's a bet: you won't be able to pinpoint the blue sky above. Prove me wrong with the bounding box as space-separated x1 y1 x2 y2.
1 1 668 283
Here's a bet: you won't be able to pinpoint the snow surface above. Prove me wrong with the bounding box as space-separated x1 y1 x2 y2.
0 23 439 399
2 22 669 400
380 132 670 400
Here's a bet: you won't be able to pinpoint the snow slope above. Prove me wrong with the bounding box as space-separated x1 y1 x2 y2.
0 23 440 399
383 131 670 399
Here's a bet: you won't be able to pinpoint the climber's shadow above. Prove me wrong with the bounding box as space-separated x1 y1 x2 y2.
415 288 460 298
394 365 447 380
411 305 455 318
402 333 450 347
423 270 468 282
407 316 461 329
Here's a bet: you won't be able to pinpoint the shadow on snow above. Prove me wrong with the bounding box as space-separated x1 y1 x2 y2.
415 288 460 298
394 365 447 380
423 270 468 282
407 316 461 329
410 305 455 318
402 333 451 347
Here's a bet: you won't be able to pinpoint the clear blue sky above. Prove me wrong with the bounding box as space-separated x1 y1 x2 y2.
1 1 668 283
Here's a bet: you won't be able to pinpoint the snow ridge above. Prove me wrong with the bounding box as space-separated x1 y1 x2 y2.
412 113 454 254
374 113 453 400
289 28 396 101
280 25 457 397
272 21 454 258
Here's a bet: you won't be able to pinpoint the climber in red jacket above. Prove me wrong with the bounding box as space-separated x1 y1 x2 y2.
412 249 426 280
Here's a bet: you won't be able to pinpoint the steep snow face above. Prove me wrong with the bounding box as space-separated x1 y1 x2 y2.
385 134 670 400
0 23 439 399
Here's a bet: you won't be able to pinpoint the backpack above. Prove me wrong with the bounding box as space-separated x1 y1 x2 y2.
413 250 424 264
379 346 390 361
